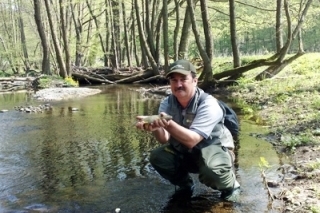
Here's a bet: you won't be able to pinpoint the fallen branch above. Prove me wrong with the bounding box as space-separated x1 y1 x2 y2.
0 77 34 81
72 72 115 84
133 75 167 84
261 170 275 201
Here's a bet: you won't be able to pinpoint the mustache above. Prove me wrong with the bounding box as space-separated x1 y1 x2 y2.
175 87 184 91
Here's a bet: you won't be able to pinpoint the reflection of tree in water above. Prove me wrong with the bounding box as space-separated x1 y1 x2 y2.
105 90 161 180
38 106 110 196
36 87 166 200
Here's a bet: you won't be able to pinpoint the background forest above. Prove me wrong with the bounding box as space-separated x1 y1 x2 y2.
0 0 319 86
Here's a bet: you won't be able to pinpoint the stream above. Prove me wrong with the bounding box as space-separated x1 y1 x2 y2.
0 85 284 213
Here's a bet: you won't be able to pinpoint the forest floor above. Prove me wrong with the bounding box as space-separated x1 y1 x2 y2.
226 53 320 213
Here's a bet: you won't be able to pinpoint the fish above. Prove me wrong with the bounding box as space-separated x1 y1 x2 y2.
137 114 172 124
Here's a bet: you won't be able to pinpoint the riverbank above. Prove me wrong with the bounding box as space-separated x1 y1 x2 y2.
229 53 320 213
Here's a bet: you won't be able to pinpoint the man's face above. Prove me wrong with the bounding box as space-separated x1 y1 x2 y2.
169 73 197 99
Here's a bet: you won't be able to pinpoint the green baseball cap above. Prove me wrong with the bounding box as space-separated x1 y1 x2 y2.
165 59 196 77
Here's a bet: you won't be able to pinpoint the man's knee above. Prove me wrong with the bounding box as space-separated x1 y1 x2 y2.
149 145 176 168
198 145 235 189
201 145 232 168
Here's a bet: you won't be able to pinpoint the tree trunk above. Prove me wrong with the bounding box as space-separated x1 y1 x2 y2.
59 0 71 76
44 0 67 78
33 0 50 75
18 0 30 72
121 1 132 67
178 2 192 60
200 0 213 61
111 0 121 70
86 0 107 66
187 0 213 85
105 0 111 67
71 2 83 67
134 0 159 74
255 0 313 80
276 0 283 52
154 8 163 65
173 0 180 61
130 3 140 66
255 52 304 80
145 0 156 60
229 0 240 68
163 0 169 70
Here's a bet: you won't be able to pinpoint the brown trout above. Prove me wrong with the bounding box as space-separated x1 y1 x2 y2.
137 114 172 124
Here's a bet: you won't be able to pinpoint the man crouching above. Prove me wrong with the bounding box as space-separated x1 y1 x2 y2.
136 59 240 202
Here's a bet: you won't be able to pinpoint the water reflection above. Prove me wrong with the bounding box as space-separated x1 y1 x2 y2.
0 85 282 213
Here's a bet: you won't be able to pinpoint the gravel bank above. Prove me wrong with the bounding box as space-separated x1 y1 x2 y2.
33 87 101 101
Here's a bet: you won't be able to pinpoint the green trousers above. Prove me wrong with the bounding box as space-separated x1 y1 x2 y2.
149 144 237 191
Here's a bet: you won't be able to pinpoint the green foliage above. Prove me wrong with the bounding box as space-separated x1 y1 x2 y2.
309 206 320 213
258 157 271 171
0 71 12 77
64 77 79 87
1 0 320 73
240 57 256 65
38 75 59 88
272 93 288 104
38 75 79 88
87 35 101 66
311 99 320 110
236 77 256 87
307 158 320 171
38 78 52 88
229 52 320 150
282 132 316 150
212 58 233 73
288 54 320 76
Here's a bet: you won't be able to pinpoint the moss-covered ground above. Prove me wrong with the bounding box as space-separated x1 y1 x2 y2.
226 53 320 213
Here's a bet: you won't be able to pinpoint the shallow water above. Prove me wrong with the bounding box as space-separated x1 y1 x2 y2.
0 85 283 213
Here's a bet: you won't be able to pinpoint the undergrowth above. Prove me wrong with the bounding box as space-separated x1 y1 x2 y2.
226 53 320 149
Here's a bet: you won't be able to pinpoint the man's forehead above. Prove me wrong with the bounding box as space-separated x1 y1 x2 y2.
169 73 191 78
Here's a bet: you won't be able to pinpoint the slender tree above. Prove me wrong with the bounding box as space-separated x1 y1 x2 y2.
276 0 283 52
229 0 240 68
59 0 71 76
187 0 214 86
17 0 30 72
110 0 120 70
33 0 51 74
178 2 193 60
173 0 180 61
121 0 132 67
255 0 313 80
134 0 159 73
71 2 83 66
163 0 169 70
44 0 67 77
86 0 107 66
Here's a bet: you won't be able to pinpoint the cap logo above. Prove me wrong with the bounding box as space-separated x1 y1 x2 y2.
170 64 186 71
